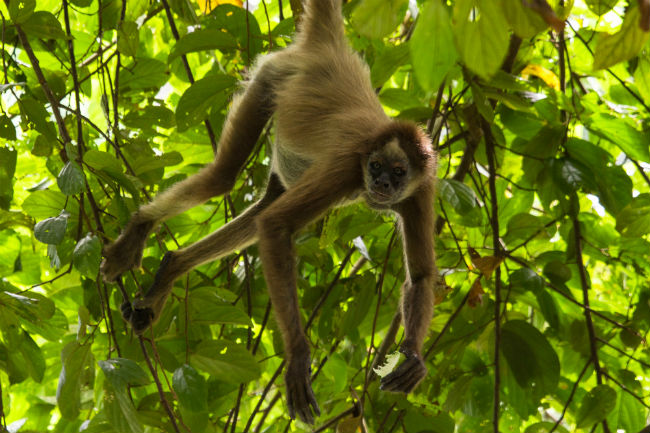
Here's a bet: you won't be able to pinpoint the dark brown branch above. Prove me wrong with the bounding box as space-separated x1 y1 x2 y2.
11 20 71 144
138 337 181 433
160 0 218 153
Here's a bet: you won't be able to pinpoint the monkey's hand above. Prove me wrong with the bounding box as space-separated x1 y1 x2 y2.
120 252 175 334
120 300 155 334
101 218 153 282
379 347 427 393
285 352 320 425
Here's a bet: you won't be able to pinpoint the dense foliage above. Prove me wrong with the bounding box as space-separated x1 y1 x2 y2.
0 0 649 431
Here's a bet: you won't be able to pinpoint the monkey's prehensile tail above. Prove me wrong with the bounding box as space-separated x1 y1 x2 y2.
297 0 345 48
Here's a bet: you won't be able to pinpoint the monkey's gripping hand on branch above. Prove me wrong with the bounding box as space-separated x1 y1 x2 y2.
285 350 321 425
101 216 153 282
119 251 176 334
379 346 428 393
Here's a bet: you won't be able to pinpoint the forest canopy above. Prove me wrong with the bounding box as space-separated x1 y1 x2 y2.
0 0 649 432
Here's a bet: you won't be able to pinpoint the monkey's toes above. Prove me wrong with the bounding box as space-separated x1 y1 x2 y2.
380 355 427 393
286 376 320 424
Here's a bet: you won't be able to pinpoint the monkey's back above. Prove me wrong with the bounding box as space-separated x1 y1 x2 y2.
272 45 389 157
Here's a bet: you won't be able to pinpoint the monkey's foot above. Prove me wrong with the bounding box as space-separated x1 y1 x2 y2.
120 252 176 334
101 219 153 282
120 301 155 334
285 356 320 425
379 351 427 393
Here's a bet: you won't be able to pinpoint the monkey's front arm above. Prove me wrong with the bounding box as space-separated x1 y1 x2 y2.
381 186 436 393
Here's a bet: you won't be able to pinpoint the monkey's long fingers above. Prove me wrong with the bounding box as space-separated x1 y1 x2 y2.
380 356 427 393
286 377 320 424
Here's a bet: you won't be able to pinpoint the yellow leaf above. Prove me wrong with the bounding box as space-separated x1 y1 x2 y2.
197 0 242 14
521 64 560 90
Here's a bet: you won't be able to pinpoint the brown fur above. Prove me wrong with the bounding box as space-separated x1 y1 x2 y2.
101 0 437 425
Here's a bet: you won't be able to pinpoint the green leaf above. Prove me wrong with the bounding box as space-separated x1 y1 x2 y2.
117 21 139 57
205 4 263 61
18 331 45 382
0 147 17 210
0 116 16 139
119 58 167 93
351 0 409 39
34 212 69 245
173 364 208 412
168 29 238 63
501 0 547 38
8 0 35 23
98 358 149 386
439 179 478 215
584 0 618 15
615 194 650 237
175 74 236 132
371 43 410 87
73 234 101 278
576 384 617 429
635 51 650 102
586 113 650 163
84 149 139 198
22 189 66 219
188 288 251 325
123 105 176 129
524 422 569 433
57 162 85 195
509 268 544 294
20 11 67 40
410 1 457 92
594 7 649 70
31 135 53 157
190 340 260 384
99 359 147 433
57 341 93 419
132 151 183 177
500 320 560 396
20 97 58 142
453 0 510 78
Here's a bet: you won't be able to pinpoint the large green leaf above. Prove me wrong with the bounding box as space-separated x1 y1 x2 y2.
452 0 510 78
168 29 238 63
615 194 650 237
576 384 617 429
410 1 457 92
57 162 85 196
72 234 101 278
594 7 649 70
500 320 560 397
20 11 67 39
173 364 208 412
57 341 93 419
175 75 236 132
351 0 409 39
190 340 260 384
34 212 69 245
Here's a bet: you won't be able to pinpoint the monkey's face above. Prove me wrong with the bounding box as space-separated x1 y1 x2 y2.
363 140 412 209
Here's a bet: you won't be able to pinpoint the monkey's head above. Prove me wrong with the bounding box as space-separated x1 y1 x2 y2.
362 122 435 209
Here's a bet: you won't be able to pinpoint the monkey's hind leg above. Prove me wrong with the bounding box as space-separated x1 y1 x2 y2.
122 175 285 334
102 63 280 283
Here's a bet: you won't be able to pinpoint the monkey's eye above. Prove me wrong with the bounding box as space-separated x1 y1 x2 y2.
370 161 381 170
393 167 405 176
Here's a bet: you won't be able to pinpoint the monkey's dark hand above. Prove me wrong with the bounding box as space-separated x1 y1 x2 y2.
119 252 175 334
120 300 155 334
101 218 153 282
285 353 320 424
379 348 427 393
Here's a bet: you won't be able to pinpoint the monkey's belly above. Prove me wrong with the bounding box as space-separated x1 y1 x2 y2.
272 144 313 187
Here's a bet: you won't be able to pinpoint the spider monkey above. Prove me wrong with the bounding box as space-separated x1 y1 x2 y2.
101 0 437 424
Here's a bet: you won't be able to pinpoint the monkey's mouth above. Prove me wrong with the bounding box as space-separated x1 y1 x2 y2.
368 189 393 204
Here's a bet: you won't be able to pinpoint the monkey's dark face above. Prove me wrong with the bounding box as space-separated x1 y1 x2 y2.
363 140 412 209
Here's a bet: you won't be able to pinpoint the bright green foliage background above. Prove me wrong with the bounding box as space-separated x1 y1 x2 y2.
0 0 649 432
